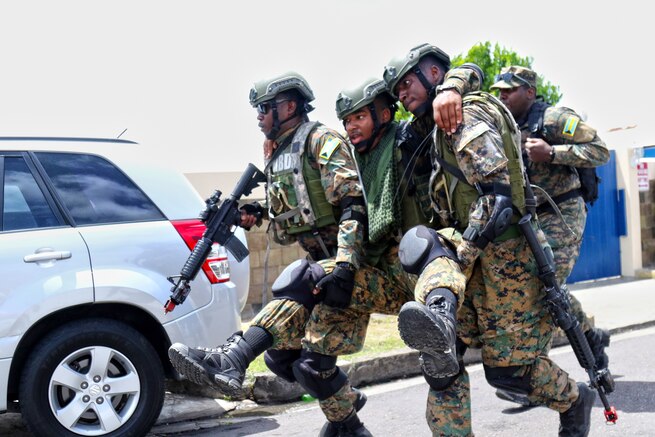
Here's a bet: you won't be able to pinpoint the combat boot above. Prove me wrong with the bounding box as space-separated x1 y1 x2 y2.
495 388 539 408
585 327 610 370
319 388 367 437
397 288 458 378
168 331 255 396
559 382 596 437
319 407 372 437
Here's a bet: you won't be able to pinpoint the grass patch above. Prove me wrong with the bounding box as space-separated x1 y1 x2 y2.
244 314 404 375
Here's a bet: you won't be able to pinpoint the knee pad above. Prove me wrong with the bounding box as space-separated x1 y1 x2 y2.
399 225 457 275
292 350 347 400
264 349 302 382
272 259 326 310
484 365 531 395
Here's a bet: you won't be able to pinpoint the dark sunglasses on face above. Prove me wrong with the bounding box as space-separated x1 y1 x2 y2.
495 72 532 88
256 99 290 115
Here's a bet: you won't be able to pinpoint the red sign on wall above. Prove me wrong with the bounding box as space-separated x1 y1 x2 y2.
638 162 649 192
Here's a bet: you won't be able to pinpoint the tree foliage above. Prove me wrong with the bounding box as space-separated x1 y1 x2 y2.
451 41 562 105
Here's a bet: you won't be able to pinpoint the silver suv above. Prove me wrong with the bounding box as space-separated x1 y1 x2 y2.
0 137 250 436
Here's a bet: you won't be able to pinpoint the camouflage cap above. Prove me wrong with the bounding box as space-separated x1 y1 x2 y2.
490 66 537 90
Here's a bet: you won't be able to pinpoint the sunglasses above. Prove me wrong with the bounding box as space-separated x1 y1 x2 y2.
256 99 290 115
495 72 532 88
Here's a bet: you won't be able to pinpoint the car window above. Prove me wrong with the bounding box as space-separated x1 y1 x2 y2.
2 157 59 231
35 152 165 225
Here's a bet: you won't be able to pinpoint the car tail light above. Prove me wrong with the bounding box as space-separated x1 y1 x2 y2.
171 219 231 284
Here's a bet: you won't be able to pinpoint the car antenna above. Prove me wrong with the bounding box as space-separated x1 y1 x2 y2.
117 128 128 139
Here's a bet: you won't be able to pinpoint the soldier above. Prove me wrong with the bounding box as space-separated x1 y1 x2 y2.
490 65 611 406
168 72 368 416
305 77 474 436
385 44 596 436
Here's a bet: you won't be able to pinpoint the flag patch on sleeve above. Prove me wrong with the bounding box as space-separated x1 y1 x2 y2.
319 138 341 162
562 116 580 137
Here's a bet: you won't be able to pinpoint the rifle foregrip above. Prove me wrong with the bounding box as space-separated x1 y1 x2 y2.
180 238 213 280
565 324 596 370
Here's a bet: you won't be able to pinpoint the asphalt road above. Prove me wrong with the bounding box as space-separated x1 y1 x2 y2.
3 326 654 436
151 326 655 436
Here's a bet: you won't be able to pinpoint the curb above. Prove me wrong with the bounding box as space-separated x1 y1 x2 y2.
164 321 655 418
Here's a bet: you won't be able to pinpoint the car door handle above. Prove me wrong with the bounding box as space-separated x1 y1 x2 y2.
24 250 72 263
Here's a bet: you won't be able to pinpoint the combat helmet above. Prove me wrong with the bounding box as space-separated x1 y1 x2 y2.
249 71 315 107
335 78 395 152
383 43 451 99
249 71 315 139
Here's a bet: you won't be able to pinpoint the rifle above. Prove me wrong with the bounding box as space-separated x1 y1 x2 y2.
164 163 267 314
518 214 618 423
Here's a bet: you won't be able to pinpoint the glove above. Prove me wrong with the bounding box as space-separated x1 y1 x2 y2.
315 262 356 309
239 202 264 230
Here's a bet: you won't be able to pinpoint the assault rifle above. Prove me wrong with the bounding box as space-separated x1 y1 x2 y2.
518 214 618 423
165 163 266 314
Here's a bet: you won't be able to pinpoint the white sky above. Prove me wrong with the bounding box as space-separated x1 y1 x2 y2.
0 0 651 173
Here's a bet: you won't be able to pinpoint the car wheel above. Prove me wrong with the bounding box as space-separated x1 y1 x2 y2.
19 318 165 437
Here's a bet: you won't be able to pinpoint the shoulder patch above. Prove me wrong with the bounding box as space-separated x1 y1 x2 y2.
562 116 580 137
319 137 342 162
456 122 490 152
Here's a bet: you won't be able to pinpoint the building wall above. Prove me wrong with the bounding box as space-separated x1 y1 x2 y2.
641 179 655 268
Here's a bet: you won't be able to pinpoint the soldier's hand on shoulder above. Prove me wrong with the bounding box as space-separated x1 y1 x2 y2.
433 89 462 135
525 138 553 163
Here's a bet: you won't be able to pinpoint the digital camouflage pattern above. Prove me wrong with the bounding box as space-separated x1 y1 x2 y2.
520 103 609 332
423 93 580 436
320 383 360 422
441 65 484 97
304 249 415 356
302 249 415 422
266 122 366 266
413 228 467 305
522 105 609 208
250 299 309 350
426 371 472 437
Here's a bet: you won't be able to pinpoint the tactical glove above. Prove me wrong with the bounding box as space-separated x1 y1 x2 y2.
316 262 356 309
239 202 264 229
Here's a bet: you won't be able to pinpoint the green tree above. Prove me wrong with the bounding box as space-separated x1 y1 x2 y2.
451 41 562 105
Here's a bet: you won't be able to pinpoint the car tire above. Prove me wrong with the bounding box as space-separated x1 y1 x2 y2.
19 318 165 437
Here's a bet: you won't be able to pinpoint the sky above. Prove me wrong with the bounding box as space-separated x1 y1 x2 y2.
0 0 652 174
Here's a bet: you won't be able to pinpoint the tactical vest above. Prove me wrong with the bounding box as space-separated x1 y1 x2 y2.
434 92 530 230
395 119 434 230
526 101 601 207
267 122 339 235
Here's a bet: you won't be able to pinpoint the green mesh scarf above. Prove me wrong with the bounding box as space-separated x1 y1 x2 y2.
357 123 402 244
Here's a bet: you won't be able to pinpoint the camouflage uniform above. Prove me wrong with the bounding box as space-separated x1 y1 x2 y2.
309 69 484 425
423 91 581 435
492 66 610 334
252 121 366 350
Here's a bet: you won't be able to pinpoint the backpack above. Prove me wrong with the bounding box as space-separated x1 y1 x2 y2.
527 102 601 206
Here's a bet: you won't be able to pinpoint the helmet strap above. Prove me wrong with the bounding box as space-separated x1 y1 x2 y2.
267 101 300 140
355 104 388 153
